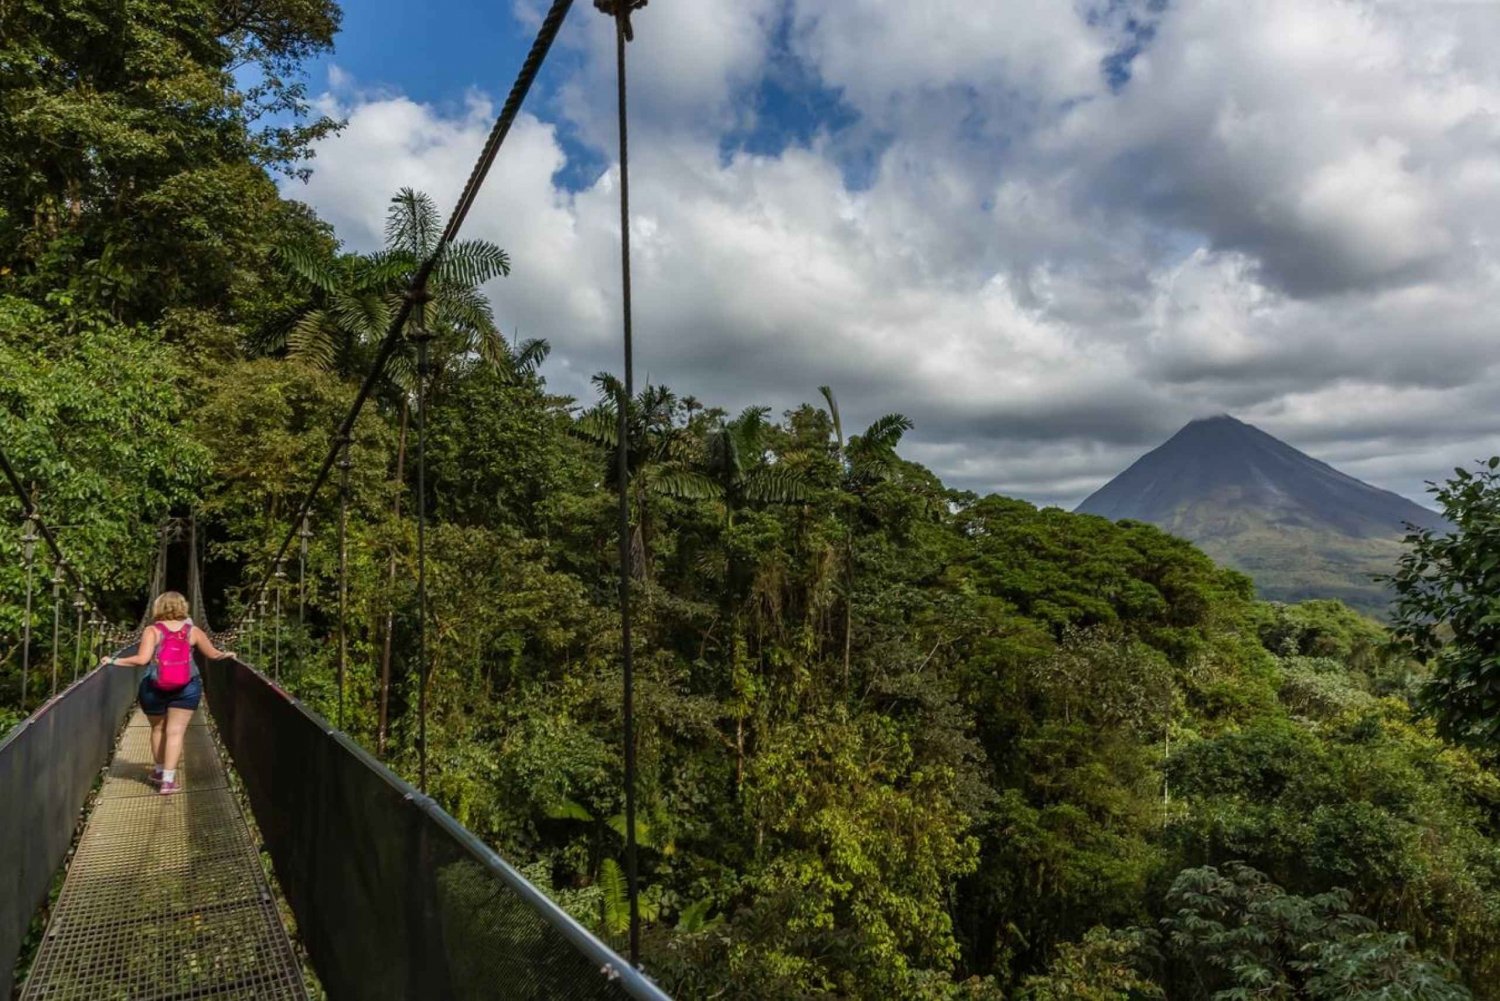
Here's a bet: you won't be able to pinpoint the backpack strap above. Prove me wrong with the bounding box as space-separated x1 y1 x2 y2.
151 622 192 642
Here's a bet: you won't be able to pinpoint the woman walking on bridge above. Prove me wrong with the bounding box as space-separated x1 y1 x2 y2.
102 592 234 795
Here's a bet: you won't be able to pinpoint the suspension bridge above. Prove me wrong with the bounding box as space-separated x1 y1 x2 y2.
1 1 669 997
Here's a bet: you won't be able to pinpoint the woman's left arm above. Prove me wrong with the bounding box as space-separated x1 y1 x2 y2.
192 627 235 661
103 627 157 668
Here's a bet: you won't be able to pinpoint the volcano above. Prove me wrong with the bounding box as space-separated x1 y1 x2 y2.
1076 415 1445 615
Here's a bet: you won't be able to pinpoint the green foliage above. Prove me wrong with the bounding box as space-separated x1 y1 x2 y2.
0 297 208 701
1160 863 1470 1000
6 6 1500 996
270 188 518 385
1018 927 1162 1000
0 0 340 321
1391 460 1500 744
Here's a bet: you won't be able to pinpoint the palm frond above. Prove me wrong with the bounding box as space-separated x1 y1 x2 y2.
251 315 292 357
473 329 514 373
275 244 343 293
428 286 499 367
385 188 440 257
706 426 741 479
859 413 914 451
733 405 772 432
286 309 338 370
730 406 773 459
742 466 813 505
331 291 392 342
592 372 627 405
651 470 724 501
573 405 619 448
514 338 550 375
818 385 844 449
358 249 419 289
383 348 418 397
435 239 511 287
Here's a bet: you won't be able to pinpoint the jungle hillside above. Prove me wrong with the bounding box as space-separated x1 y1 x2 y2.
4 2 1500 998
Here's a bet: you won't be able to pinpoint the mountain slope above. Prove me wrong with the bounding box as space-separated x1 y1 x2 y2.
1076 415 1444 615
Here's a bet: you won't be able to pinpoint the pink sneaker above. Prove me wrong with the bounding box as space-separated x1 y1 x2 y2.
159 780 180 795
149 768 163 786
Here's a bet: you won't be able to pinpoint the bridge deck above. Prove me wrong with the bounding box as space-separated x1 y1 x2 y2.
20 708 308 1000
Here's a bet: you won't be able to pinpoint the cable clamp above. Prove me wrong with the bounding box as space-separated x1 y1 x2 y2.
593 0 648 41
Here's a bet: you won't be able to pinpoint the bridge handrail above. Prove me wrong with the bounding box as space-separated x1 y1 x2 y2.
1 653 140 997
205 655 672 1001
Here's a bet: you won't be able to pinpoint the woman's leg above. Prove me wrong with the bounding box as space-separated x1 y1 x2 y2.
162 707 193 774
148 713 166 767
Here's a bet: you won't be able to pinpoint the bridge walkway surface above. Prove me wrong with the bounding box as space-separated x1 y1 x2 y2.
19 706 307 1000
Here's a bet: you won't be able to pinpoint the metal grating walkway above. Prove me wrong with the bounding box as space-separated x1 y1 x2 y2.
20 708 308 1000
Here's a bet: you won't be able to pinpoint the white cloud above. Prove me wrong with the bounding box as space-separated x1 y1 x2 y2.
285 0 1500 508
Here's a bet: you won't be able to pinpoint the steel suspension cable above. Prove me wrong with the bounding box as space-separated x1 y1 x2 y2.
598 0 648 968
236 0 578 630
188 513 213 632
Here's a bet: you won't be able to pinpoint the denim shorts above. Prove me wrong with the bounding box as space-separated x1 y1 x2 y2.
138 675 202 715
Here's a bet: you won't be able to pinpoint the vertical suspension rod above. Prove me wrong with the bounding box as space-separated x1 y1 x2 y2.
412 298 433 793
599 0 646 968
50 563 63 696
19 516 38 711
72 590 85 682
337 436 352 730
273 562 285 681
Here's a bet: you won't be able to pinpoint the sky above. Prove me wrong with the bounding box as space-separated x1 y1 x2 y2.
282 0 1500 509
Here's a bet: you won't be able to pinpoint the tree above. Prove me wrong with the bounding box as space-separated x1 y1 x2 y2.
276 188 519 755
0 0 341 323
1390 460 1500 744
704 406 811 524
1160 863 1469 1000
273 187 519 385
572 377 717 576
818 385 912 686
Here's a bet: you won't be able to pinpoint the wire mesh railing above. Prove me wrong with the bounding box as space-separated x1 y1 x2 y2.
0 655 141 998
203 656 671 1001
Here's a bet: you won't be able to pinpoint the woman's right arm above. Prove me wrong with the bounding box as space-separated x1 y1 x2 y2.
104 628 157 667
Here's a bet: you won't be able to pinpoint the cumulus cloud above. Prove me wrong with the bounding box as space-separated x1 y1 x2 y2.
285 0 1500 508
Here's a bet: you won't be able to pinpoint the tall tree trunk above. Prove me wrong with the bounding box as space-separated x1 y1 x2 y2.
735 714 745 792
377 399 409 757
842 525 854 692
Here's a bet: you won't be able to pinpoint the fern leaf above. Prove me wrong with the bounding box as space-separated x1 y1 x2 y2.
599 858 629 936
543 798 595 822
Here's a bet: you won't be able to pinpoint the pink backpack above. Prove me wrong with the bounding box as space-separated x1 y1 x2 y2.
154 622 194 690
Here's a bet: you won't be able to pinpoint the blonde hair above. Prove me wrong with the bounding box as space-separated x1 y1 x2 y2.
152 591 190 622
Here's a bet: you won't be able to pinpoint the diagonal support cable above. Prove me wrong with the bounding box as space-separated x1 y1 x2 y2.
0 443 110 625
238 0 577 626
